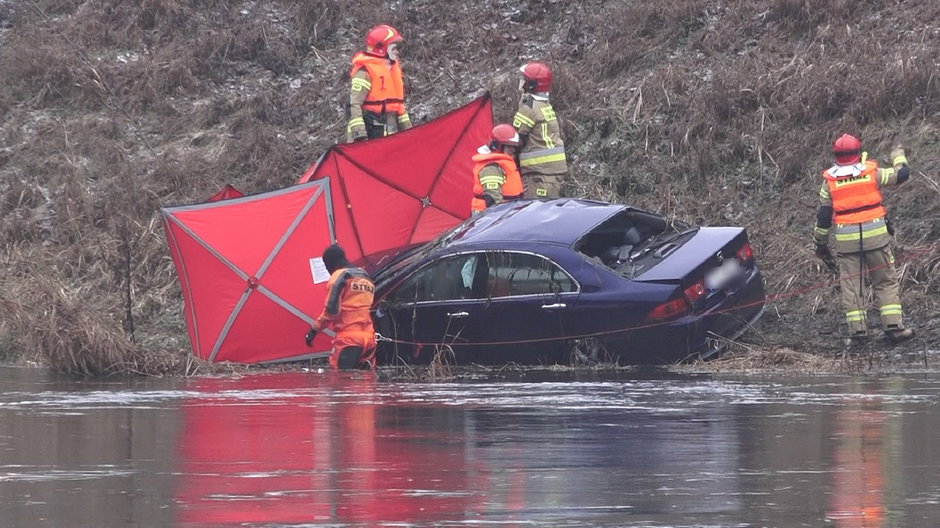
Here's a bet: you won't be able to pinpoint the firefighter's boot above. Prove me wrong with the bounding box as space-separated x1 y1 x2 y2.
885 326 915 343
843 331 869 348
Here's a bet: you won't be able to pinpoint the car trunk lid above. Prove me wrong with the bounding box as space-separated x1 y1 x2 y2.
631 227 748 283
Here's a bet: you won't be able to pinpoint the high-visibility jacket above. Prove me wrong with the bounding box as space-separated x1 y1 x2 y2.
314 267 377 364
814 155 906 253
349 52 405 115
824 161 886 224
471 150 523 212
512 94 567 176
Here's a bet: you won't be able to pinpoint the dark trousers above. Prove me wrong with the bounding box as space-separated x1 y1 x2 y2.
335 345 376 370
336 346 363 369
364 112 394 139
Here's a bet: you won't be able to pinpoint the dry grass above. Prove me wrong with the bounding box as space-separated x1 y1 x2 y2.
680 340 938 375
428 344 456 381
1 0 937 376
0 269 136 376
680 345 846 375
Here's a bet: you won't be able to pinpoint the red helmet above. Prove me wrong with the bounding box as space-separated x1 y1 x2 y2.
489 124 520 150
365 24 402 56
832 133 862 165
519 61 552 92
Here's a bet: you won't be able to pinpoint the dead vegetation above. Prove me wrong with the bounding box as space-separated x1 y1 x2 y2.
1 0 938 376
679 337 937 375
681 346 846 374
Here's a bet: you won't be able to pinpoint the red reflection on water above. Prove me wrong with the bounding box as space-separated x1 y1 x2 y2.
827 403 886 528
174 372 522 525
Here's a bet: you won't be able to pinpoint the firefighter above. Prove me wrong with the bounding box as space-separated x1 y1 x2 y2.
813 133 915 345
346 24 412 142
512 61 568 199
471 124 524 213
305 244 377 369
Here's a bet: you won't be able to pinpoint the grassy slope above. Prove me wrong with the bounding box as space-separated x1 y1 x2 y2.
0 0 937 374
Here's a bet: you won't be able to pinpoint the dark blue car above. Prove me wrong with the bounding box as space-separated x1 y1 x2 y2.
370 199 765 366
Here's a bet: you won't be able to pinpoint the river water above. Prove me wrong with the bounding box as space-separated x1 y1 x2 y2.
1 366 939 527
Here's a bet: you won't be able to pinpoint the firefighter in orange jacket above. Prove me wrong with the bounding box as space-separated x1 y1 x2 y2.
513 61 567 199
813 133 915 345
305 244 377 369
471 124 524 213
346 24 412 142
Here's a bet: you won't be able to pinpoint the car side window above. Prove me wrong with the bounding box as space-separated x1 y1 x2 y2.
387 254 481 303
484 252 574 298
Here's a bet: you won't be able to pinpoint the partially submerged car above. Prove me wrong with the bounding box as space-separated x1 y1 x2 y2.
370 199 765 366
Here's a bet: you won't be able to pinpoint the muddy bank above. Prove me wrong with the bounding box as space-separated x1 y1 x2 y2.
0 1 937 376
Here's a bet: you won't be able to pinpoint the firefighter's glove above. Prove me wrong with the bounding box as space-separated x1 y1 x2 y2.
304 327 318 347
483 194 496 208
816 244 837 274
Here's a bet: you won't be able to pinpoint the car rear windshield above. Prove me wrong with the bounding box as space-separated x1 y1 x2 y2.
574 209 694 278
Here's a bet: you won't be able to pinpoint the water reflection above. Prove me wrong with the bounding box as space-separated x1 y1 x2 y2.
827 402 887 527
2 368 940 526
176 373 529 525
176 373 336 524
174 373 744 526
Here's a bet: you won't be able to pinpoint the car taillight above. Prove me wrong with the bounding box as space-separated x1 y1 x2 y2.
736 242 753 264
646 297 690 322
684 279 706 303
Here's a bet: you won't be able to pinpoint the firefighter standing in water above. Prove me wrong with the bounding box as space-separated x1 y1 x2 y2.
305 244 377 369
813 133 915 346
471 124 524 213
512 61 567 199
346 24 412 142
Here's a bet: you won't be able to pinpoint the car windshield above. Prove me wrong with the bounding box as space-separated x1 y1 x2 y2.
371 216 478 287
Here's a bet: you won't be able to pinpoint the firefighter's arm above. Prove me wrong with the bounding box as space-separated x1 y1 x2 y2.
314 274 346 331
512 101 537 137
877 146 910 186
397 107 412 130
813 183 833 247
813 184 836 270
347 69 370 142
313 310 333 333
478 164 506 207
313 305 336 333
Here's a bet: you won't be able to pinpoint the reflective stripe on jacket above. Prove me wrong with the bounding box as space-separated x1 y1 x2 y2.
831 217 889 243
471 151 523 212
512 95 567 175
349 52 405 115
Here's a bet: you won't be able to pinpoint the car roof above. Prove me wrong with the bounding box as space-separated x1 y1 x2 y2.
441 198 625 248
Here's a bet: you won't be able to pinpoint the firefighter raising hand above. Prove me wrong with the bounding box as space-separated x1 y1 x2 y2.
812 133 915 346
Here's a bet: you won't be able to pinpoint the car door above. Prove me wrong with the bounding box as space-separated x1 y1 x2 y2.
468 251 580 363
375 252 487 363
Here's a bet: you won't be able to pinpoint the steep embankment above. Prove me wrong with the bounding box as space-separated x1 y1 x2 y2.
1 0 937 374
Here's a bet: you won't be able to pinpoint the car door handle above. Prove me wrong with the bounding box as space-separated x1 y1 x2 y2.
541 303 567 310
447 311 470 319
